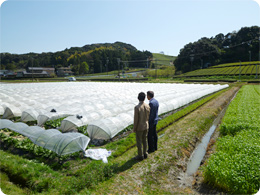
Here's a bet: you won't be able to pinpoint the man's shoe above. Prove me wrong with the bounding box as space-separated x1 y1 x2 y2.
147 150 155 154
133 156 144 161
144 154 148 159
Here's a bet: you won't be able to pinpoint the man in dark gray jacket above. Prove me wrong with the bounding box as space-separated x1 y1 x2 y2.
147 91 159 153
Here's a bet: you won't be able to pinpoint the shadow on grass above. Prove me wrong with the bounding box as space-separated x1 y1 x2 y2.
116 158 140 173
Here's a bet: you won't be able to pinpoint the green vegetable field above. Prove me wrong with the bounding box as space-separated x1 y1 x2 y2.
176 61 260 77
203 85 260 194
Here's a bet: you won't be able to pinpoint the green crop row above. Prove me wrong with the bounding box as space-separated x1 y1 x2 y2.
203 85 260 194
220 85 260 135
211 61 260 68
182 65 259 77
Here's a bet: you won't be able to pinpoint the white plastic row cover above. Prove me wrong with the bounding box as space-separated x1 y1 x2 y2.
0 82 229 140
0 119 90 156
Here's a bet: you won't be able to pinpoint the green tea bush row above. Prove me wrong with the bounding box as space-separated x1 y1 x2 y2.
203 85 260 194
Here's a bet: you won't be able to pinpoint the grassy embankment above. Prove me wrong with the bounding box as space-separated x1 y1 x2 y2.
144 53 176 78
0 85 234 194
152 53 176 66
203 85 260 194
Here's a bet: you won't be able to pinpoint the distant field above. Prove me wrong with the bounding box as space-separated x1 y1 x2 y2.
176 61 260 77
152 53 176 66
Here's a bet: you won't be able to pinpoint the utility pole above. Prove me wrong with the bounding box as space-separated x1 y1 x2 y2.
256 63 258 79
32 58 34 81
155 59 157 79
106 58 109 75
117 58 121 81
239 61 241 81
190 53 194 72
122 62 124 77
124 62 127 77
256 51 260 79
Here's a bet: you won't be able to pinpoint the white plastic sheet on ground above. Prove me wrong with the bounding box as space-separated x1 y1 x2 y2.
84 148 112 163
0 82 229 140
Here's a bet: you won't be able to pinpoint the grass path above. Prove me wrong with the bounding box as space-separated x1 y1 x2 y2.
81 86 239 194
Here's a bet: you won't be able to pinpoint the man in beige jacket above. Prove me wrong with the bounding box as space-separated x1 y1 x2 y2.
133 92 150 161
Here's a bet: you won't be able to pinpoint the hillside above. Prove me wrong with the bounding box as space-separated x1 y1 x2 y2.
0 42 152 75
176 61 260 78
152 53 176 66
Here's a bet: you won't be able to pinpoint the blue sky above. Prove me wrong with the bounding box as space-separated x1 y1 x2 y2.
0 0 259 56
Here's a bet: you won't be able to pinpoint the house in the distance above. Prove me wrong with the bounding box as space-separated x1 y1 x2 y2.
16 67 54 78
0 70 16 78
56 67 73 77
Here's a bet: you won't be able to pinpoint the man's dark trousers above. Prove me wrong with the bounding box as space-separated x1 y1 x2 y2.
148 123 158 152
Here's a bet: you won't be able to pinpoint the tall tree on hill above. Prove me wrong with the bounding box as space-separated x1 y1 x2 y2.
174 26 260 74
79 62 89 75
174 38 220 73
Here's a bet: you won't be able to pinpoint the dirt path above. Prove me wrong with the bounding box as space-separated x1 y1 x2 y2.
83 86 239 194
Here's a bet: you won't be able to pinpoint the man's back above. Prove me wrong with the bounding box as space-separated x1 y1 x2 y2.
149 98 159 125
134 102 150 132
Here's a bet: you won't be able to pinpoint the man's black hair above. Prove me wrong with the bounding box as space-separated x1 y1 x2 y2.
147 91 154 98
138 92 146 101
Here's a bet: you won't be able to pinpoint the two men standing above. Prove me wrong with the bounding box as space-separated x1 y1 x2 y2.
133 91 159 161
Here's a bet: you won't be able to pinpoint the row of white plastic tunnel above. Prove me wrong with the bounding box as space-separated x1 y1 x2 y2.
0 82 229 140
0 119 90 156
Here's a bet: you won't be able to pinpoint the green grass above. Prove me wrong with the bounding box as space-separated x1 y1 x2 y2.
0 171 29 195
152 53 176 66
144 65 175 78
203 85 260 194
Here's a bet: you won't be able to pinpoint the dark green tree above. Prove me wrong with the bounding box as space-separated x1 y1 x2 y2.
79 62 89 75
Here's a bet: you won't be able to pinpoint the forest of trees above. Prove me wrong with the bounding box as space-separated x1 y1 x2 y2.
2 26 259 76
0 42 152 75
174 26 260 74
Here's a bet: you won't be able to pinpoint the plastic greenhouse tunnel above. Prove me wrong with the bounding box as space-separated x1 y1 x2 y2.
0 119 91 156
